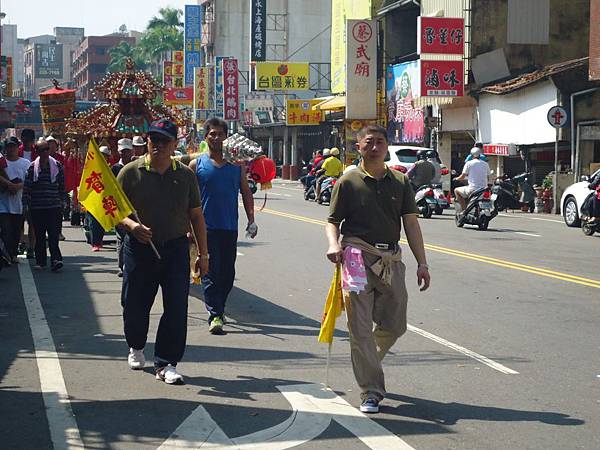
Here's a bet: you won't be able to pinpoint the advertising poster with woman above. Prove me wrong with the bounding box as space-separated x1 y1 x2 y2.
386 61 425 145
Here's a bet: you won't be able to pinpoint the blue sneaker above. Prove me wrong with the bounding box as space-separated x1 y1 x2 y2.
360 397 380 413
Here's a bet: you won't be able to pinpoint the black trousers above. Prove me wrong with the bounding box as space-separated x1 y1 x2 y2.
121 235 190 368
0 213 23 258
30 207 62 266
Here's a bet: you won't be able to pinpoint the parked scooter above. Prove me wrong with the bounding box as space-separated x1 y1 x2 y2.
492 172 535 212
414 185 437 218
455 186 497 230
304 177 317 201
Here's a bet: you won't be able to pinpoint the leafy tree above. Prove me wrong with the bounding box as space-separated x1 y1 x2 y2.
147 7 184 30
107 41 147 72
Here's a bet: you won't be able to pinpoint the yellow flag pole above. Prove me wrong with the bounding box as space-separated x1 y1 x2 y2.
132 211 161 260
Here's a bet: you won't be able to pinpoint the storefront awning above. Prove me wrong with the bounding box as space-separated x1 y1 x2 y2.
312 95 346 111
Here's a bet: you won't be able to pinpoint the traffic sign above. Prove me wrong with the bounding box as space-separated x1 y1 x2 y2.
547 106 568 128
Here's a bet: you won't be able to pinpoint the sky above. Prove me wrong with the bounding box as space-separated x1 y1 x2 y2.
1 0 190 39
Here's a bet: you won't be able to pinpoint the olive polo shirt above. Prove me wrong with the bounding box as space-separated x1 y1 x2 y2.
328 165 418 245
117 157 201 243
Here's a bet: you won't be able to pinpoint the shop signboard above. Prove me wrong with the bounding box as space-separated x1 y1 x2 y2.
165 87 194 106
420 60 464 97
254 62 309 91
386 61 424 144
223 58 239 120
163 61 173 88
250 0 267 61
344 119 377 165
345 19 377 119
483 144 510 156
172 51 185 88
184 4 203 85
215 56 232 118
285 99 323 126
35 43 63 79
417 17 465 55
194 66 215 110
6 57 13 96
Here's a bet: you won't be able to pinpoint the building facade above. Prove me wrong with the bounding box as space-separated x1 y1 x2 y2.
72 35 135 100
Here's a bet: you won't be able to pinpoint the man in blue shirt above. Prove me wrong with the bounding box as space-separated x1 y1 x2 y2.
189 118 257 334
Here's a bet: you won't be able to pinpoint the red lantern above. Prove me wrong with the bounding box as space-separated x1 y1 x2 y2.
249 156 276 190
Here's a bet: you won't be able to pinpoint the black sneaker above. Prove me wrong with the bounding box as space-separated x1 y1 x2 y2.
51 260 63 272
117 269 123 278
26 249 35 259
359 397 380 414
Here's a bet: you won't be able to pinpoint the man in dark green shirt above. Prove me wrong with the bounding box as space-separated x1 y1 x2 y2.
326 124 430 414
117 119 209 385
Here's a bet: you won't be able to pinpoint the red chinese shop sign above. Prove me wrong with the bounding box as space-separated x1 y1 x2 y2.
417 17 464 55
420 60 464 97
223 58 239 120
483 144 510 156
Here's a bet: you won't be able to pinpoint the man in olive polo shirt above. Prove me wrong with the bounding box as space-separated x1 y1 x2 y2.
117 118 209 385
325 124 431 414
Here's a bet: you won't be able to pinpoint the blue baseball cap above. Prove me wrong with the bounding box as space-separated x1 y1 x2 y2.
148 118 178 141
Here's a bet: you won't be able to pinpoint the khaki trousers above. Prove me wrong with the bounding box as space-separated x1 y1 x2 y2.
345 251 408 401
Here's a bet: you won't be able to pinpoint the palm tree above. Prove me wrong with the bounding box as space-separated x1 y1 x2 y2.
147 7 183 30
107 41 147 72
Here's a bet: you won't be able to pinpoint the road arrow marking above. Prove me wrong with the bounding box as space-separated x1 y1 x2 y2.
159 383 414 449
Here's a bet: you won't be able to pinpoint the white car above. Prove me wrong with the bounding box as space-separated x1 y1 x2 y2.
560 169 600 227
384 145 431 174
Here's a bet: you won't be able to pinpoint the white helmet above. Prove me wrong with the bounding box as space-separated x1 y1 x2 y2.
323 148 331 157
470 147 481 158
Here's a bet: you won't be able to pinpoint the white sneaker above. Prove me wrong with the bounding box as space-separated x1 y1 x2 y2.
156 364 184 384
127 348 145 370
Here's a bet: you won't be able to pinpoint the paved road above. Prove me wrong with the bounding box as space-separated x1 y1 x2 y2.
2 180 599 449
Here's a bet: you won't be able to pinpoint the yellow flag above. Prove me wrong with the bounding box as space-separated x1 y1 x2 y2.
78 138 134 232
318 264 344 344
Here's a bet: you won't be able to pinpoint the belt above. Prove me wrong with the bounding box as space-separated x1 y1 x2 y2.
371 242 399 251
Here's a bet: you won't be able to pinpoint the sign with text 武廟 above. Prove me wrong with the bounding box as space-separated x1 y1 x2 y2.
254 62 309 91
417 17 465 55
286 99 323 126
420 60 464 97
185 4 203 85
223 58 239 120
331 0 372 94
386 61 424 144
194 66 215 110
346 19 377 119
172 51 185 88
250 0 267 61
35 43 63 79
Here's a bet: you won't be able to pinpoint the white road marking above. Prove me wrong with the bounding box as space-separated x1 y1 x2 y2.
515 232 541 237
272 185 302 192
159 383 414 449
237 252 244 256
17 256 85 449
408 324 519 375
499 213 563 224
267 192 292 198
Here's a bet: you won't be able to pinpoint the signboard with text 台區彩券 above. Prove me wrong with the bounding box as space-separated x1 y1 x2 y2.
420 60 464 97
194 66 215 110
222 58 239 120
185 4 203 86
254 62 309 91
250 0 267 61
286 100 323 126
386 61 424 145
345 19 377 119
417 17 465 55
35 43 63 79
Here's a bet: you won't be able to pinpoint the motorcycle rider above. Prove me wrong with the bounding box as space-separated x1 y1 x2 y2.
407 150 436 191
302 149 324 190
426 150 443 184
453 147 490 213
315 147 343 199
583 171 600 223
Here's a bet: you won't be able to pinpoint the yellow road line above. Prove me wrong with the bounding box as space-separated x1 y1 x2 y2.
259 207 600 290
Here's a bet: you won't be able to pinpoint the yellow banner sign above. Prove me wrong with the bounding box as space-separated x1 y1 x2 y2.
286 99 323 126
194 66 214 110
255 62 310 91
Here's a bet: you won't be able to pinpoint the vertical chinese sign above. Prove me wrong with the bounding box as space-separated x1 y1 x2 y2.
172 51 185 88
163 60 173 88
251 0 267 61
215 56 230 118
194 66 215 111
223 58 239 120
346 19 377 119
6 57 13 96
185 4 203 86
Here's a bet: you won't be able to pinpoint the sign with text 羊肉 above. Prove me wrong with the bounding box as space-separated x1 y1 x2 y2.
420 60 464 97
185 4 203 85
251 0 267 61
254 62 309 90
35 43 63 79
346 19 377 119
417 17 465 55
222 58 239 120
286 99 323 126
